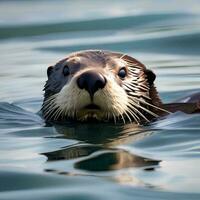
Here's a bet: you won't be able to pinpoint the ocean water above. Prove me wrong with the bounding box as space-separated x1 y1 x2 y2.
0 0 200 199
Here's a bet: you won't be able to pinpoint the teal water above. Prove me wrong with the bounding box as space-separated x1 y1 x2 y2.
0 0 200 199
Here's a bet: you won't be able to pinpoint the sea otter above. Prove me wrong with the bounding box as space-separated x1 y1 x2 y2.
42 50 200 124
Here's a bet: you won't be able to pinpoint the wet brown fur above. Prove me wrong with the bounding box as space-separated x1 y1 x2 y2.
42 50 200 124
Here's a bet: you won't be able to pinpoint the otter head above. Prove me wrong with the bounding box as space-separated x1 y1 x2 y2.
42 50 163 124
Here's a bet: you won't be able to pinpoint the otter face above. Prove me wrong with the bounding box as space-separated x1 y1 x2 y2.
42 50 163 123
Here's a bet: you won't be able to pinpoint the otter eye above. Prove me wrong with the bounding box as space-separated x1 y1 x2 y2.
63 65 70 76
118 68 127 79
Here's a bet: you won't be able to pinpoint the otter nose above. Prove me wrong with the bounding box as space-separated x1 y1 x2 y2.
77 71 106 97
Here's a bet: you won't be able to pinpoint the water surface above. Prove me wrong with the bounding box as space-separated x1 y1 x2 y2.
0 0 200 199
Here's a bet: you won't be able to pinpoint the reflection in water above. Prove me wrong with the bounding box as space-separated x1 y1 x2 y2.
74 150 159 171
52 122 153 145
44 144 159 172
43 122 160 186
43 144 102 161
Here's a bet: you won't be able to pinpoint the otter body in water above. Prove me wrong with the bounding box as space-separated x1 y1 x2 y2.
42 50 200 124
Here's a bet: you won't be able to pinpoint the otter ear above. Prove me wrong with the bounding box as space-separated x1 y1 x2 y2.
47 66 53 77
145 69 156 86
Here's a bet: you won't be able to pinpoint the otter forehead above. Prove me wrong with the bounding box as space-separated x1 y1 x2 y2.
55 50 131 73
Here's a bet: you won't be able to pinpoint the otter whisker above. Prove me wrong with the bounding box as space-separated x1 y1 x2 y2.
60 109 65 120
42 101 57 116
126 106 140 121
46 106 61 121
129 99 159 118
43 98 57 110
54 107 64 120
53 109 60 120
41 95 58 118
41 98 56 111
127 103 150 123
44 106 59 120
128 96 160 117
135 98 171 114
43 100 62 120
43 106 57 118
138 105 159 118
107 112 112 121
63 106 70 118
63 107 72 119
114 103 129 124
42 94 57 102
120 113 126 124
125 108 140 124
112 113 117 124
42 101 57 113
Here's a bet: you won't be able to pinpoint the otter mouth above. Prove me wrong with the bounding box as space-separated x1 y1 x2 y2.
84 104 101 110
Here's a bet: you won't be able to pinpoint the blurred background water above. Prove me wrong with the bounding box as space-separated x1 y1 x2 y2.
0 0 200 199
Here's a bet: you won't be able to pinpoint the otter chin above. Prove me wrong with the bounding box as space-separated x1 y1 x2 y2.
42 50 200 124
